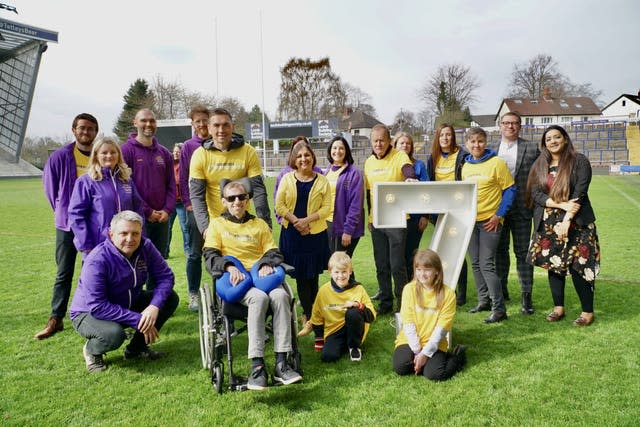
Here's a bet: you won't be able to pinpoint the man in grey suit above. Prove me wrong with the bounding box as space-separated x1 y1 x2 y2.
493 112 539 314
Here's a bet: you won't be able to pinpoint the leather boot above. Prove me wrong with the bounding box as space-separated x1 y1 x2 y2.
521 292 534 315
34 316 64 340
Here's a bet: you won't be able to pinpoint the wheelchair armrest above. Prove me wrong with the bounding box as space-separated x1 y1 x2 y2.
281 263 295 276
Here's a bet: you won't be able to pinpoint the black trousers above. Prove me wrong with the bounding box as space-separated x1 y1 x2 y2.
321 308 365 363
392 344 464 381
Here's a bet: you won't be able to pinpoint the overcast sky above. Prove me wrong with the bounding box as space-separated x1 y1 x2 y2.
7 0 640 139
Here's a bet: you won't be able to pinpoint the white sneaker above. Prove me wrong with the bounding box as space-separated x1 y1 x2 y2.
83 342 107 373
188 293 200 312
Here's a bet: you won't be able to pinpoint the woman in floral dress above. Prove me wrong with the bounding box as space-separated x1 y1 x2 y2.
526 125 600 326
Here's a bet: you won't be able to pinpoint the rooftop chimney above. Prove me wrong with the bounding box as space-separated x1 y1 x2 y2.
543 87 552 101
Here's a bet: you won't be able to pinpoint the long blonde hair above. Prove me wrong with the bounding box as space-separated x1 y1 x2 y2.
413 249 445 309
87 137 131 182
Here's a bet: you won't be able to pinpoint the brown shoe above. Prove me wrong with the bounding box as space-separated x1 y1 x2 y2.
546 311 565 322
34 316 64 340
573 316 594 327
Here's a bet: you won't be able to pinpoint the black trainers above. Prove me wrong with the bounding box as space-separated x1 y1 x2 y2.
273 361 302 385
247 365 268 391
349 347 362 362
83 342 107 373
123 346 165 360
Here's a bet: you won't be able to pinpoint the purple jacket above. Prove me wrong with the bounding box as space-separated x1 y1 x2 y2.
70 236 175 329
324 163 365 238
121 134 176 217
68 167 144 252
43 142 83 231
179 135 206 209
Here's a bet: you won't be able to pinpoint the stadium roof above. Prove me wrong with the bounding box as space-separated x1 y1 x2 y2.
0 17 57 57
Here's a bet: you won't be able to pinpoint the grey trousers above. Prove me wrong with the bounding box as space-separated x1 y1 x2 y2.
468 220 505 314
240 286 292 359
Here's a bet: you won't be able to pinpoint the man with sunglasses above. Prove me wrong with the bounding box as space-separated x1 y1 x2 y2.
189 108 272 241
491 111 539 315
203 180 302 390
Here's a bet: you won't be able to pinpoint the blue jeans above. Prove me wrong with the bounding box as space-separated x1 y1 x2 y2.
167 201 190 256
50 229 79 318
186 210 203 295
468 220 505 314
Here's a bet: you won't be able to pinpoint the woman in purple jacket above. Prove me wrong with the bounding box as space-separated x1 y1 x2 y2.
68 137 144 256
323 135 364 258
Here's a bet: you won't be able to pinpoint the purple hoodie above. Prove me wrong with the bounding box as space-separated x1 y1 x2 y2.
43 142 85 231
68 167 144 252
324 163 365 238
70 236 175 329
121 134 176 217
179 134 206 209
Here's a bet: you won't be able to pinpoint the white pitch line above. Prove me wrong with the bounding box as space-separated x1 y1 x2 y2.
604 180 640 209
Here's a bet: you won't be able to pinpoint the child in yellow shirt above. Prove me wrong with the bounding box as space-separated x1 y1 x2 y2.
299 252 375 362
393 249 466 381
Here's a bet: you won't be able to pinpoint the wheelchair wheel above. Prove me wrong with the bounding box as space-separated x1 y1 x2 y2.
212 362 224 394
199 285 214 369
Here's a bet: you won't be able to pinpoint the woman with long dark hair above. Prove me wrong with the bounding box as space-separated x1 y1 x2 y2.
526 125 600 326
426 124 469 306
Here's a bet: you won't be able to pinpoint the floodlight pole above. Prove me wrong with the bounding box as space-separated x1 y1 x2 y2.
259 10 267 172
214 16 220 97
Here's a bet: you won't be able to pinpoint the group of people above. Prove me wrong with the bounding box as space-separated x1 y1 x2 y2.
34 106 599 385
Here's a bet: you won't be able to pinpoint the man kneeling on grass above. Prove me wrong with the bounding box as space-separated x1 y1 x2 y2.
69 210 179 373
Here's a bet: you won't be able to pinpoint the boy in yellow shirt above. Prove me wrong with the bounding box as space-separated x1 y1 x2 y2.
299 252 375 362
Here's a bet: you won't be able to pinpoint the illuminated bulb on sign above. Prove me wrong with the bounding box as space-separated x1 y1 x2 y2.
442 261 448 270
449 227 458 237
385 193 395 204
454 192 464 201
421 193 431 203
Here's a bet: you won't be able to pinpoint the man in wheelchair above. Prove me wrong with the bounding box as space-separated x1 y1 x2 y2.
203 180 303 390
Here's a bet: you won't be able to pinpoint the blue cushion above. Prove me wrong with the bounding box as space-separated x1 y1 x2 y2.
215 256 253 303
251 264 285 294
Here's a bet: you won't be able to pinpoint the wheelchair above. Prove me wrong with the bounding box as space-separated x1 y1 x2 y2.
198 263 302 393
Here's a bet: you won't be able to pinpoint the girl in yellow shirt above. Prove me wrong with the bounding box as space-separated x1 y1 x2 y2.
393 249 466 381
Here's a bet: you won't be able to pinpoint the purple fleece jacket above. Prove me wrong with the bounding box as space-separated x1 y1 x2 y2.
324 163 365 238
43 142 82 231
68 167 144 252
121 134 176 218
179 134 206 209
70 236 175 329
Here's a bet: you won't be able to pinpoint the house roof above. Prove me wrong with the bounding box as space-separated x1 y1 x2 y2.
471 114 496 127
499 96 601 117
601 93 640 111
342 110 383 130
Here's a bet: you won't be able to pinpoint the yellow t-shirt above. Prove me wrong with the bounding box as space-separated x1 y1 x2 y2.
435 150 460 182
310 281 376 340
203 215 276 268
189 144 263 220
461 156 514 221
363 148 411 223
324 165 346 222
73 144 91 178
394 281 456 352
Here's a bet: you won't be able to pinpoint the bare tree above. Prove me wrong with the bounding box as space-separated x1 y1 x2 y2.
419 64 480 117
391 109 417 135
507 54 603 103
151 75 185 120
277 57 345 120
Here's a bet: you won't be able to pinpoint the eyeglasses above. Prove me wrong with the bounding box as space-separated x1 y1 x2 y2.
223 193 249 202
500 121 520 127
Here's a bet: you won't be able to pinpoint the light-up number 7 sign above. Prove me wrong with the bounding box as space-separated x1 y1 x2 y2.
372 181 478 291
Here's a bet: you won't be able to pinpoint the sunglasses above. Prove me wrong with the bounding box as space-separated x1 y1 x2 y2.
223 193 249 202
